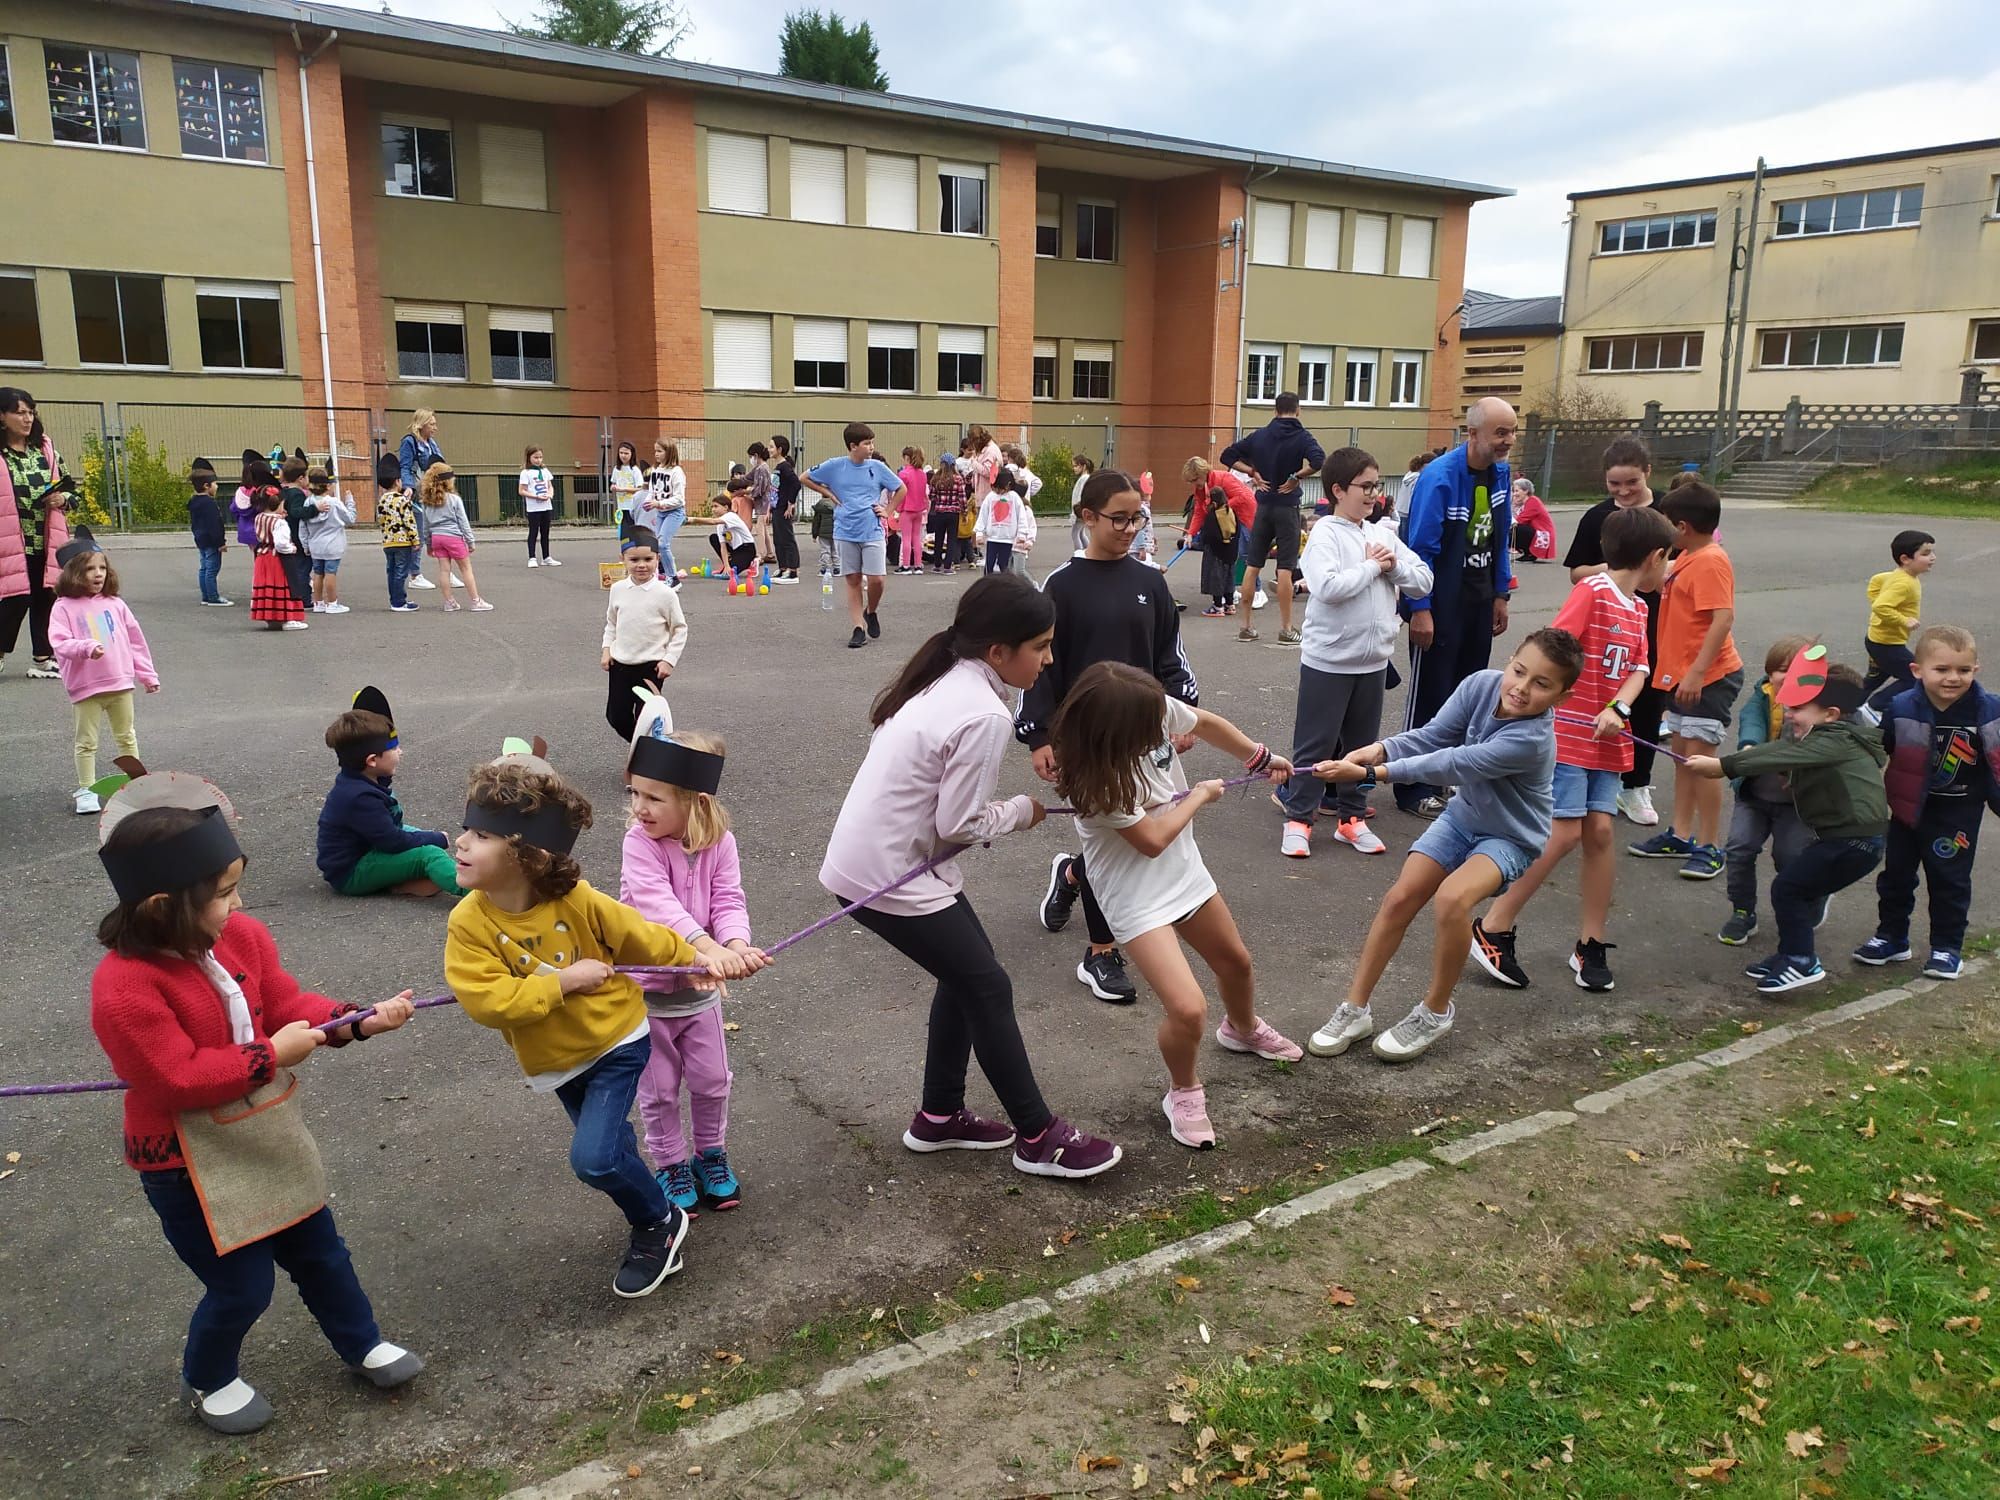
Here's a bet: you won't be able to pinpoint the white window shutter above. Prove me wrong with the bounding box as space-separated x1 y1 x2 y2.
792 317 847 361
1251 200 1292 266
394 302 464 326
489 307 554 334
789 142 847 224
1398 217 1435 278
713 312 772 389
196 280 280 299
865 153 918 230
1032 338 1056 359
1353 213 1388 275
937 325 985 356
479 124 547 210
707 131 769 215
1303 207 1340 270
1072 342 1113 363
868 321 918 351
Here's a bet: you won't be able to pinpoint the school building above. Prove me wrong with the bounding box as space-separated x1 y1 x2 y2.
0 0 1506 511
1457 290 1562 413
1560 139 2000 413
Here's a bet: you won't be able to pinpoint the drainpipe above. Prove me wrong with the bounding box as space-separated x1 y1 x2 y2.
292 25 340 469
1227 164 1282 441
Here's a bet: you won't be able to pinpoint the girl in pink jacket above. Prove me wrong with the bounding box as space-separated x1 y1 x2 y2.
619 728 769 1215
49 537 158 815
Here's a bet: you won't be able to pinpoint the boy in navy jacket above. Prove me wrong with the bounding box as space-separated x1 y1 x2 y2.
316 701 464 897
187 457 230 606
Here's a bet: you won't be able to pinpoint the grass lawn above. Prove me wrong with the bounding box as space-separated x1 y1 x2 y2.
1795 459 2000 518
1180 1046 2000 1496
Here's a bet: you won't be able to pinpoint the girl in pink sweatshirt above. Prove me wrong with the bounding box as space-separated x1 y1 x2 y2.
50 539 158 815
620 728 769 1215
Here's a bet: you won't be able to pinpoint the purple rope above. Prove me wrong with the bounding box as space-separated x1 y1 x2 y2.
1554 711 1692 765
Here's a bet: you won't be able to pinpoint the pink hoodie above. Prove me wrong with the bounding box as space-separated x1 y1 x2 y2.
49 593 158 704
619 824 752 997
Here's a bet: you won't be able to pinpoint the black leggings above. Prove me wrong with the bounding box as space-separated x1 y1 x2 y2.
526 510 552 560
1068 853 1116 948
772 511 799 571
848 894 1052 1136
1622 681 1666 789
0 550 53 658
605 658 660 741
929 513 957 567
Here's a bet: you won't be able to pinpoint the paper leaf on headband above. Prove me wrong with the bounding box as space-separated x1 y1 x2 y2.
501 736 533 758
632 685 675 744
1777 644 1832 708
88 755 149 801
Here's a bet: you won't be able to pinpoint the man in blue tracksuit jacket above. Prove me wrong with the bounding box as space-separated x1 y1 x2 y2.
1395 397 1518 816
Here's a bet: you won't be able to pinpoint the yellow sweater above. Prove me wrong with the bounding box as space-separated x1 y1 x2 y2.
1866 568 1920 645
446 879 697 1079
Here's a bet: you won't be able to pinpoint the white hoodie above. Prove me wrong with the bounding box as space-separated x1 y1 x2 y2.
1298 513 1433 675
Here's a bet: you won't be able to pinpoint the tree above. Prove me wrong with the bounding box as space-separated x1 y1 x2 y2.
779 9 888 91
508 0 690 56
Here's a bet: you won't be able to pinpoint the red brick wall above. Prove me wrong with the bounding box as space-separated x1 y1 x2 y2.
1430 201 1471 444
994 141 1037 426
555 106 617 478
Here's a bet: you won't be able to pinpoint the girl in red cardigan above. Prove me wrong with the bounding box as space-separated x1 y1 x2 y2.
89 788 423 1435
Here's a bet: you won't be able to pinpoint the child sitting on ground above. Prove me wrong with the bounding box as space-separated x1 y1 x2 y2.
710 497 758 575
316 689 464 898
1716 634 1817 948
1684 647 1887 994
1855 624 1999 981
1862 529 1934 713
445 748 744 1297
1308 628 1584 1063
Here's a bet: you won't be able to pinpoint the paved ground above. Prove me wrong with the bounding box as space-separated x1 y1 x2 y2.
2 504 1996 1494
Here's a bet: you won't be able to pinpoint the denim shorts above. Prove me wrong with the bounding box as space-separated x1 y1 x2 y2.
1661 670 1743 746
1552 762 1622 819
1411 806 1534 892
310 556 340 576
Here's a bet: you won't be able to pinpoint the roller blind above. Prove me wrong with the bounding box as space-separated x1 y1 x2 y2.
1398 217 1435 278
196 280 280 299
706 131 769 215
868 321 918 350
1072 342 1112 363
937 325 985 356
792 316 847 361
393 302 463 325
1032 338 1056 359
479 124 547 210
489 307 554 334
1352 213 1388 275
1251 200 1292 265
1303 207 1340 270
712 312 772 389
789 142 846 224
865 152 918 230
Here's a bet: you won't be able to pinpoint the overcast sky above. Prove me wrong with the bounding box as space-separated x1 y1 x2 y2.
384 0 1999 297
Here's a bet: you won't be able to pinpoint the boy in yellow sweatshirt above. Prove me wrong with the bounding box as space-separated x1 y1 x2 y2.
1863 529 1933 712
446 750 740 1297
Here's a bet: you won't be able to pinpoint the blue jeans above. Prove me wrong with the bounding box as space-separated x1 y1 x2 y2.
554 1036 669 1227
1774 835 1885 960
197 546 223 602
142 1167 380 1391
385 547 411 608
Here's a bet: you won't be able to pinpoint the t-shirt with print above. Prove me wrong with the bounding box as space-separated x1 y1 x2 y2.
806 456 900 543
1460 465 1497 604
1655 543 1741 691
1926 698 1984 803
1550 573 1649 772
1072 697 1216 944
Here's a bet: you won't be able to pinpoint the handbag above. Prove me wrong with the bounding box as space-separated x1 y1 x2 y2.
175 1070 327 1254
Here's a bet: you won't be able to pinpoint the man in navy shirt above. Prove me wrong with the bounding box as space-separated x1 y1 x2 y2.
1220 393 1325 646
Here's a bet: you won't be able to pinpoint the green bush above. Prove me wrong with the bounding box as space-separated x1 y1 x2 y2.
1029 442 1076 516
78 426 188 529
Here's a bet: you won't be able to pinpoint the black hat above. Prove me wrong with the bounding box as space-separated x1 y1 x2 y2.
376 453 403 488
55 526 100 569
97 773 244 903
338 686 399 769
628 736 724 796
190 456 216 482
240 448 261 469
293 446 308 465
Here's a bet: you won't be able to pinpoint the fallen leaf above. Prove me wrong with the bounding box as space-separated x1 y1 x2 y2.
1326 1285 1358 1307
1625 1149 1646 1163
1865 1316 1901 1333
1166 1401 1194 1426
1946 1316 1984 1335
1080 1453 1123 1472
1785 1427 1825 1458
1628 1291 1656 1314
1728 1278 1774 1307
1515 1349 1538 1366
1739 1020 1763 1034
1230 1442 1253 1463
676 1394 697 1411
870 1307 886 1321
711 1348 744 1365
1361 1376 1393 1390
721 1021 741 1032
1686 1456 1740 1480
1174 1275 1201 1291
1660 1233 1693 1251
0 1169 13 1183
1198 1322 1210 1345
1042 1243 1058 1258
1278 1442 1310 1463
3 1151 18 1164
1860 1118 1878 1140
1195 1426 1216 1457
1131 1462 1149 1490
685 1466 701 1477
626 1464 644 1479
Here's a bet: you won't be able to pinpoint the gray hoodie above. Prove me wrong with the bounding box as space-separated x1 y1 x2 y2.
1298 514 1432 675
1381 668 1554 852
298 489 357 561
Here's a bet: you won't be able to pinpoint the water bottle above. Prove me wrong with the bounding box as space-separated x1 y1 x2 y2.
821 566 833 611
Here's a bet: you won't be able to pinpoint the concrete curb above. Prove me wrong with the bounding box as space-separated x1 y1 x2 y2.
506 958 1984 1498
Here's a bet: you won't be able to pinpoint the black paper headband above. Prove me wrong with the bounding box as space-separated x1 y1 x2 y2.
628 737 725 795
463 798 582 856
99 805 243 904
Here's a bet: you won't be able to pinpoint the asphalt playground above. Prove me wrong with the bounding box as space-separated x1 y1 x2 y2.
2 502 1996 1494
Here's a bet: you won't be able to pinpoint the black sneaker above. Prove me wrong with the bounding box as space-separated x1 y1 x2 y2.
612 1205 689 1298
864 610 881 639
1076 948 1137 1004
847 626 867 649
1468 918 1529 988
1039 852 1079 933
1717 908 1758 946
1570 937 1617 992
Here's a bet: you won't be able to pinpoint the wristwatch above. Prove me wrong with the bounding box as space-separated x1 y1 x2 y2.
1610 700 1633 722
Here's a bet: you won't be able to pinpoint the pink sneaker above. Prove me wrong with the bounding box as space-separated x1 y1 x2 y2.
1163 1086 1216 1150
1216 1016 1304 1063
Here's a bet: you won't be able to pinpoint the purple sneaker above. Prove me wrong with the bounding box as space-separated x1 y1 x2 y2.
902 1108 1016 1153
1011 1116 1123 1180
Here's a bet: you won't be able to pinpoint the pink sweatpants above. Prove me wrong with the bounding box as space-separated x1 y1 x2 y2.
636 1006 733 1164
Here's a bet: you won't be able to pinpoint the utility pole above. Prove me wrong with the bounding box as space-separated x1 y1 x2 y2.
1711 204 1742 471
1724 157 1766 449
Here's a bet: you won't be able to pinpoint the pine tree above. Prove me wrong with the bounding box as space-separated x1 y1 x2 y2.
778 9 889 91
508 0 690 57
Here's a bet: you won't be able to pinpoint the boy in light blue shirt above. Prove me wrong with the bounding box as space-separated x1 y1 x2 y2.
802 422 906 650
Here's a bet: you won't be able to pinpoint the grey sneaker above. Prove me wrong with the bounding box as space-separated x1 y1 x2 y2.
347 1341 425 1389
1237 624 1260 642
1371 1003 1454 1062
181 1378 274 1435
1718 908 1757 945
1307 1002 1374 1056
1276 626 1302 645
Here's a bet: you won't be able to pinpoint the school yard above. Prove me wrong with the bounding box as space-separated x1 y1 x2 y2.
2 500 1997 1497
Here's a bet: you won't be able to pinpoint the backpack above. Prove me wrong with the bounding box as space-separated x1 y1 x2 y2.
1200 488 1238 548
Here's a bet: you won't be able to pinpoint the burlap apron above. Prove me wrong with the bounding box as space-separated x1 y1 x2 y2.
175 1070 327 1254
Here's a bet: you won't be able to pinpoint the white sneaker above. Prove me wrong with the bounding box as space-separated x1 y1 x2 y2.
322 602 349 615
73 787 101 815
410 575 437 589
1308 1002 1374 1056
1252 589 1269 610
1280 820 1311 858
282 619 309 630
1372 1003 1453 1062
469 598 495 611
527 558 540 568
1333 817 1386 855
311 601 325 612
545 557 562 567
1615 786 1659 826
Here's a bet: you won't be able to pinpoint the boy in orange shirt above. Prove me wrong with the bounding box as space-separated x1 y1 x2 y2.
1629 482 1741 880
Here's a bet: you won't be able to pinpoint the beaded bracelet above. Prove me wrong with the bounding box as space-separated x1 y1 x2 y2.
1244 743 1272 774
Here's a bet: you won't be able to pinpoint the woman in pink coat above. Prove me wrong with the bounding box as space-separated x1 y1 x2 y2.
0 387 73 679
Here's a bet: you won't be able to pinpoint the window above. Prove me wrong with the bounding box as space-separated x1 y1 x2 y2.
1245 343 1282 403
1302 207 1339 270
480 124 547 210
0 271 42 364
1072 343 1112 401
1973 320 2000 363
792 317 847 390
790 142 846 225
0 45 13 137
393 303 466 380
1585 332 1705 372
71 273 167 367
46 45 145 149
1757 324 1903 368
1344 349 1377 405
1251 200 1291 266
938 161 986 235
1076 200 1117 262
172 59 267 162
490 309 555 383
1297 346 1332 405
1032 339 1056 399
1596 210 1718 254
1467 343 1526 357
196 282 283 371
1398 218 1434 278
867 321 917 392
938 325 985 394
1390 352 1424 407
706 130 768 215
1774 186 1922 238
712 312 772 390
1351 213 1388 275
382 121 454 200
1035 197 1060 258
864 152 918 230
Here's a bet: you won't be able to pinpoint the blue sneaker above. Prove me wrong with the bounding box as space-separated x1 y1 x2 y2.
693 1147 741 1209
1922 949 1963 981
655 1159 700 1214
1853 934 1912 966
1756 956 1826 995
1629 829 1695 859
1677 844 1725 881
1744 952 1780 980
